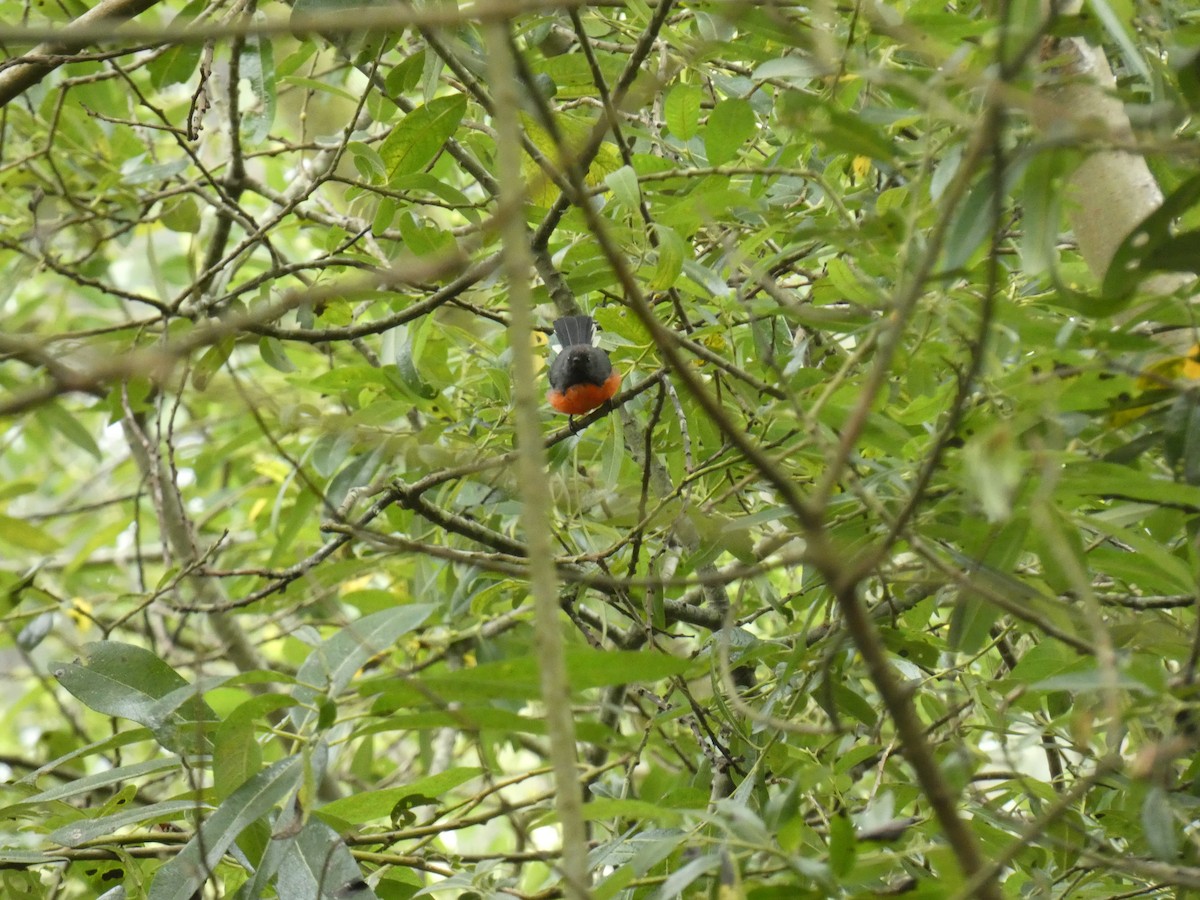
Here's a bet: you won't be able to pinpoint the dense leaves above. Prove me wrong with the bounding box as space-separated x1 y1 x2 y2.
2 0 1200 898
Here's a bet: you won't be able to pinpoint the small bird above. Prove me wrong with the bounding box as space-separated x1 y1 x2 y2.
546 315 622 419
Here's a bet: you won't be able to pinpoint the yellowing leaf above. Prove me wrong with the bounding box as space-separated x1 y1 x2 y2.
521 113 623 207
1112 344 1200 426
0 514 60 553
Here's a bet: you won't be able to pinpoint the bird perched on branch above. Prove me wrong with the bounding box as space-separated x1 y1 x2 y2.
546 315 621 420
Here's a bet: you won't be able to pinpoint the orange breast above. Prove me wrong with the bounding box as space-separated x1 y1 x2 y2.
547 371 622 415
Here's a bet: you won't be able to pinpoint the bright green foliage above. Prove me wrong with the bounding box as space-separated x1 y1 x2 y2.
1 1 1200 898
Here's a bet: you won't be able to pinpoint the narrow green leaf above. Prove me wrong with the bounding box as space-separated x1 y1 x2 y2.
316 767 481 824
391 320 437 399
0 514 60 553
50 800 204 848
1142 786 1179 861
387 648 693 704
649 223 686 291
657 852 721 898
581 797 683 824
1103 174 1200 300
1086 0 1152 83
947 593 1002 654
1032 503 1088 596
147 756 304 900
239 16 276 145
1032 669 1154 693
278 820 377 899
753 57 821 84
291 605 435 731
16 612 53 651
25 757 179 805
311 431 355 478
215 695 291 800
1020 150 1064 277
268 487 321 566
279 75 359 102
192 335 234 391
348 141 387 183
146 0 206 87
828 811 856 878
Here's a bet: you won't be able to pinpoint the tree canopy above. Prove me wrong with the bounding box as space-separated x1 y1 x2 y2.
3 0 1200 897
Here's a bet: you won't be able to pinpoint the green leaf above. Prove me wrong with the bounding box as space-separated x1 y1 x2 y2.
147 755 304 900
268 487 321 566
52 642 218 753
1006 640 1079 685
753 57 822 84
291 605 435 731
258 336 297 373
0 514 60 553
279 75 359 102
316 767 481 824
1031 669 1155 694
823 257 879 305
649 223 686 291
380 94 467 180
348 142 387 184
34 402 101 460
380 648 693 705
941 169 1007 273
387 319 438 399
1164 392 1200 483
828 811 856 878
1103 174 1200 300
581 797 683 824
161 196 202 233
1087 0 1152 84
947 593 1002 655
664 83 703 140
705 98 756 165
1032 503 1088 596
193 335 234 390
215 695 293 800
308 364 395 393
147 0 205 87
390 172 476 210
1019 149 1066 276
24 757 179 805
277 820 376 899
604 164 641 214
1060 461 1200 511
395 210 453 258
1142 786 1179 861
239 17 276 145
385 49 425 96
806 104 900 162
50 799 204 848
657 852 722 898
121 154 188 185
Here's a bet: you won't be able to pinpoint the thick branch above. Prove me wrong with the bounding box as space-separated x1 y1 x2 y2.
0 0 165 108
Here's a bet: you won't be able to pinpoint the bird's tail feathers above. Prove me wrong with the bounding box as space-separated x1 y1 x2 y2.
551 315 598 350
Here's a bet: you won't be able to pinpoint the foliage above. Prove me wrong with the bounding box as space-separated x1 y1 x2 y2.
2 0 1200 897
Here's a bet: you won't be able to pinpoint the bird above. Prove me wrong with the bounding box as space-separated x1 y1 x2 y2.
546 315 622 421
